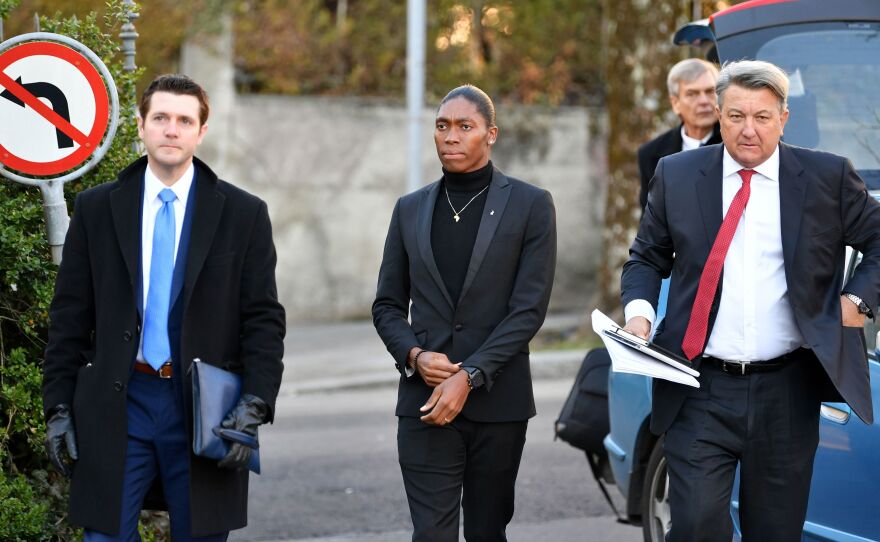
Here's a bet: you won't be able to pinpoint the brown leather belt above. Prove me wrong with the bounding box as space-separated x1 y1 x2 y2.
133 362 173 378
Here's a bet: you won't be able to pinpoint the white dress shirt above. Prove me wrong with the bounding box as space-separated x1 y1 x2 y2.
680 125 713 152
704 147 804 360
625 146 805 361
136 163 194 362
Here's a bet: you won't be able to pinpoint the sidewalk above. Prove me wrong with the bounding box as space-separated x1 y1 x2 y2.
264 516 639 542
281 312 588 395
262 313 647 542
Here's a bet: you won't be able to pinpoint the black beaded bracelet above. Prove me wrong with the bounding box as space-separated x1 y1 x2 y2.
412 349 427 367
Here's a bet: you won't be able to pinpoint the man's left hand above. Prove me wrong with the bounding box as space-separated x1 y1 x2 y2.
218 394 267 470
841 295 867 328
419 371 470 426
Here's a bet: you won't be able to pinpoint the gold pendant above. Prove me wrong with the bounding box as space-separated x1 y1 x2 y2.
454 214 460 222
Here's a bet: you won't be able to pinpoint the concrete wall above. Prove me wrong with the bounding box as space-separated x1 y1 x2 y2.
183 42 607 322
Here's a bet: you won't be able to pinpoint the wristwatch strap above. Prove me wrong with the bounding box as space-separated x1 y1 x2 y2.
463 367 484 389
843 292 873 318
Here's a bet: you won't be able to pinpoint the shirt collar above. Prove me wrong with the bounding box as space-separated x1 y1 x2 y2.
144 162 194 207
722 145 780 183
680 125 713 151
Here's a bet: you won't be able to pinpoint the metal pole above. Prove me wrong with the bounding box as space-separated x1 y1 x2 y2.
406 0 426 194
40 181 70 264
120 0 138 73
120 0 139 155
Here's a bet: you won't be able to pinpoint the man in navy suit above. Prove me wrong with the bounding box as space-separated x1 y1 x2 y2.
43 75 285 540
622 60 880 541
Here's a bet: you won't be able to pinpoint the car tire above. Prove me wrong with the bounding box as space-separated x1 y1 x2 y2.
642 435 671 542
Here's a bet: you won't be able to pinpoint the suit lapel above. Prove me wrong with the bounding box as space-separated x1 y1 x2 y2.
696 146 724 250
416 181 455 308
182 169 225 312
458 169 511 304
110 159 146 318
778 143 806 275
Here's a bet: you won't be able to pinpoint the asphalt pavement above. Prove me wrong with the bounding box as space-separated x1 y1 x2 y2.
231 314 641 542
279 313 589 395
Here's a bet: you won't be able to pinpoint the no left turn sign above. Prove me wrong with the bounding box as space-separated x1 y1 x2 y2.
0 34 118 181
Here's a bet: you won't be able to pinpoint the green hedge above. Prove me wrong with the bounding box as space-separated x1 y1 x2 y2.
0 1 143 539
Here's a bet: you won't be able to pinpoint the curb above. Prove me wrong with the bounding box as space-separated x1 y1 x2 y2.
282 349 586 396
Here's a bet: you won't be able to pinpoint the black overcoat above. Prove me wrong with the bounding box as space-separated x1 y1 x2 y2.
637 123 722 211
43 156 285 536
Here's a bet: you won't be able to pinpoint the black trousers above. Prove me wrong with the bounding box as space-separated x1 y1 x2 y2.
664 350 823 542
397 416 528 542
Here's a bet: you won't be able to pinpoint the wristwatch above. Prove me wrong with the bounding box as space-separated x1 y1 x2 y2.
843 292 873 318
463 367 484 390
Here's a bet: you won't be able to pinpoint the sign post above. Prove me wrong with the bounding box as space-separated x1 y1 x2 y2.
0 32 119 263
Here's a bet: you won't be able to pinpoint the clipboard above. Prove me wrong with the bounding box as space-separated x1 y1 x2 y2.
602 326 699 378
590 309 700 387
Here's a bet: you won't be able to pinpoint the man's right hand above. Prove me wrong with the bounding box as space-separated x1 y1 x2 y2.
415 351 461 387
45 404 78 477
623 316 652 340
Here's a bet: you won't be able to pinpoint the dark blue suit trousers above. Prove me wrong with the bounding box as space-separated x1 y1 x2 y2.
84 370 227 542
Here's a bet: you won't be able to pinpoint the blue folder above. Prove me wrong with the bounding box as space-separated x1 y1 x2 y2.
191 359 261 473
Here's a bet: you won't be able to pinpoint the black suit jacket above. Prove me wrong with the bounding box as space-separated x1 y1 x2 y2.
637 123 722 211
622 143 880 434
42 156 285 536
372 168 556 422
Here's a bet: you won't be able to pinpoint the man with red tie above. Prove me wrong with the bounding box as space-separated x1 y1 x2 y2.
621 60 880 542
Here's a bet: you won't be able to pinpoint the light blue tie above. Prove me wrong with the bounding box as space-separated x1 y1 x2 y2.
143 188 177 370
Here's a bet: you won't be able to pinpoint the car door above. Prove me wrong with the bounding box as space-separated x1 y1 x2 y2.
730 250 880 541
802 251 880 541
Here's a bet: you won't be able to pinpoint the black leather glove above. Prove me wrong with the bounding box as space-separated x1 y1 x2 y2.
45 404 78 477
217 394 267 470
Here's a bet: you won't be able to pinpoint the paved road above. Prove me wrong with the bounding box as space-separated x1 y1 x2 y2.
229 376 641 542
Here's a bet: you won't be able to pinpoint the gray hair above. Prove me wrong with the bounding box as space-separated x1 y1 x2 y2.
667 58 718 96
716 60 789 112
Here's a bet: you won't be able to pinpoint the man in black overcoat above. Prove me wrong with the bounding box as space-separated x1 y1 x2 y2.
638 58 722 211
42 74 285 540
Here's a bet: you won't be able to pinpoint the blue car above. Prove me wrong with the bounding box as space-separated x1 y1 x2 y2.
604 1 880 540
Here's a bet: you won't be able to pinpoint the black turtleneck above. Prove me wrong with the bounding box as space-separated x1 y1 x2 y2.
431 160 493 306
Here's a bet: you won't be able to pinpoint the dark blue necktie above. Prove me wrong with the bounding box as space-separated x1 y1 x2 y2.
143 188 177 369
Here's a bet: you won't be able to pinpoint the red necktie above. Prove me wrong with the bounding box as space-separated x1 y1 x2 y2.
681 169 754 360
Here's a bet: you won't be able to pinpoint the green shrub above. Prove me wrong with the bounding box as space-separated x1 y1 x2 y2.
0 1 143 539
0 470 51 541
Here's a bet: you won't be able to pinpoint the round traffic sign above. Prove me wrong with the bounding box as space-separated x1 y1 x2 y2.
0 34 118 183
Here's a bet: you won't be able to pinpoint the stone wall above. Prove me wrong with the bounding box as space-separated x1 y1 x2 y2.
183 42 607 322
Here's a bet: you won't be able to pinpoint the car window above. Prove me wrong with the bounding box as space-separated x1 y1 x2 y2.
755 27 880 174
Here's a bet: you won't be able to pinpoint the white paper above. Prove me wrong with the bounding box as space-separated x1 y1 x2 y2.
591 309 700 388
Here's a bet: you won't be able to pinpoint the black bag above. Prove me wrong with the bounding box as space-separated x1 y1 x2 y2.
555 347 611 454
554 347 625 521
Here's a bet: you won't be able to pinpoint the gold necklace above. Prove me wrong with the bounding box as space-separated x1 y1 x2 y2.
444 185 489 223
